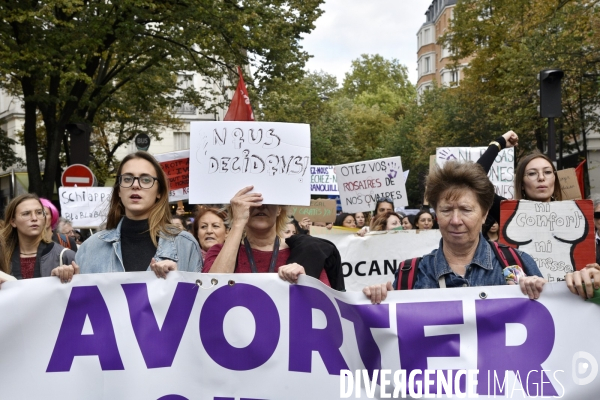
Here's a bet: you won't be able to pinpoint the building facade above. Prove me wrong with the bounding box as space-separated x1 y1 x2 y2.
416 0 470 97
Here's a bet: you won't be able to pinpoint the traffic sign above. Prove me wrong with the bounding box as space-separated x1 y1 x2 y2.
61 164 96 187
135 133 151 151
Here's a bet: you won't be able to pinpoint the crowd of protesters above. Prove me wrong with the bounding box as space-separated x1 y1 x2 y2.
0 131 598 303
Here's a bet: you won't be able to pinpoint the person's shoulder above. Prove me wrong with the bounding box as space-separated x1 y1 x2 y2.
174 230 197 243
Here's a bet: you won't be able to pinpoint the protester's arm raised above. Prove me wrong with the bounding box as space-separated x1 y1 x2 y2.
207 186 263 273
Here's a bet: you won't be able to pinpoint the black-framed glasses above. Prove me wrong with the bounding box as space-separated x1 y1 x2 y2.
118 174 158 189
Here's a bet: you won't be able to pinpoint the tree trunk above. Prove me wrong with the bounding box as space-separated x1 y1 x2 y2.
21 78 42 196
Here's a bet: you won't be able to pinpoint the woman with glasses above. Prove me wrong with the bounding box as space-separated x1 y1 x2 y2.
477 131 562 235
75 152 202 277
0 194 77 284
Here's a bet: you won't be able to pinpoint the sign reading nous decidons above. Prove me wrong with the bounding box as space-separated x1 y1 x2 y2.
189 122 311 205
335 156 408 213
436 147 515 199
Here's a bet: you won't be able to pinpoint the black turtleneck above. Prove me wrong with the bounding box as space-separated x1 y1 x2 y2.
121 217 157 272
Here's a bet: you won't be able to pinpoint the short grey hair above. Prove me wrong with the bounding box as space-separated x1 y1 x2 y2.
56 217 73 233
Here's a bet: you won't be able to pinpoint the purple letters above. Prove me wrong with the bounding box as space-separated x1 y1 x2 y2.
47 286 124 372
336 300 389 380
122 282 197 368
476 298 557 395
396 301 464 394
289 285 348 375
199 283 280 371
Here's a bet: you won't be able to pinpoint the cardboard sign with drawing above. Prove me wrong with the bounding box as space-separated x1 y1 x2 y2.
499 199 595 282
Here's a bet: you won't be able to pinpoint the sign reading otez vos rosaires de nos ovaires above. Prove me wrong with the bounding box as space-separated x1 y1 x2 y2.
189 122 311 206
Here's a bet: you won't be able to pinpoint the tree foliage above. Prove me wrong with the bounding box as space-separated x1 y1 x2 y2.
0 0 324 197
442 0 600 161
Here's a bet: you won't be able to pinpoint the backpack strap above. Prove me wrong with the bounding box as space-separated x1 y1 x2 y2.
393 257 422 290
489 241 524 268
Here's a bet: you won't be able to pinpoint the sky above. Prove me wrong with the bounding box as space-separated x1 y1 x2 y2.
300 0 431 86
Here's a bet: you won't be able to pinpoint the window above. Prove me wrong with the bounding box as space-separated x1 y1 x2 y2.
425 57 431 73
175 74 197 115
174 132 190 150
451 70 459 84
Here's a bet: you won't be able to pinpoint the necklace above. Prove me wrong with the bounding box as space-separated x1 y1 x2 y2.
20 251 37 255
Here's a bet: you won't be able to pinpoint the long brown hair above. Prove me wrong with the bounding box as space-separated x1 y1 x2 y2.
106 151 178 246
514 152 562 201
0 194 49 273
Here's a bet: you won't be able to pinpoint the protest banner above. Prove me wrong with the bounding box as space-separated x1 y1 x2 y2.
189 122 311 205
436 147 515 199
0 272 598 399
335 156 409 213
499 199 595 282
557 168 582 200
310 165 338 195
154 150 190 202
58 187 112 228
289 199 337 223
313 229 441 291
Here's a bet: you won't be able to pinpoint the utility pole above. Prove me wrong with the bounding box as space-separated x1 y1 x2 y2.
538 69 564 163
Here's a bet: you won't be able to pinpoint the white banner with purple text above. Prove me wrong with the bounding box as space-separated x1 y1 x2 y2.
0 272 598 399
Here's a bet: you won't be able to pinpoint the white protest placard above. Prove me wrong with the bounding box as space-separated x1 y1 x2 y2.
154 149 189 202
310 165 338 195
58 187 112 228
335 156 408 213
189 122 311 205
436 146 515 199
499 199 595 282
312 229 441 291
0 273 598 399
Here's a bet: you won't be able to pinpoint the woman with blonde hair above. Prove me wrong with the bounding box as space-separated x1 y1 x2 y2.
0 194 77 285
75 151 202 276
203 186 345 290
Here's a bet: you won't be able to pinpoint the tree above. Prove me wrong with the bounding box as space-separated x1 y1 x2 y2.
342 54 415 102
0 0 324 197
443 0 600 165
259 71 360 165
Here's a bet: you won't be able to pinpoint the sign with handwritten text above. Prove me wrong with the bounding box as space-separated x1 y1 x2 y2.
335 157 408 213
189 122 311 205
289 199 337 223
58 187 112 228
557 168 582 200
436 147 515 199
154 150 190 202
499 199 594 282
310 165 338 195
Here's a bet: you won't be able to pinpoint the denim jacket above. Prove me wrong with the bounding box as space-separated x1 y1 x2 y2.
77 218 203 274
414 233 542 289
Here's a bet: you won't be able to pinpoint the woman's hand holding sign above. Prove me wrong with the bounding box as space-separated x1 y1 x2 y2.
230 186 263 228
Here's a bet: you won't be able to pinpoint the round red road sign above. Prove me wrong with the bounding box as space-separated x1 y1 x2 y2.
61 164 96 187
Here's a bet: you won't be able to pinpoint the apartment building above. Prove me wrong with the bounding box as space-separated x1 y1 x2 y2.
416 0 469 97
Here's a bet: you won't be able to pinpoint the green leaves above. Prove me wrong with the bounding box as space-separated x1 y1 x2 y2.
0 0 325 196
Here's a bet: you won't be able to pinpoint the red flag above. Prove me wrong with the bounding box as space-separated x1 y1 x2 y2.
575 159 586 199
223 66 255 121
